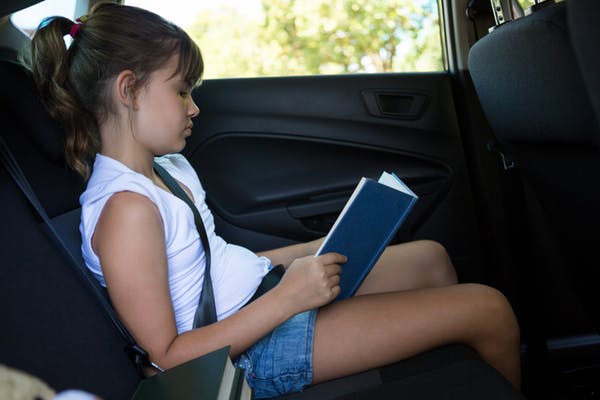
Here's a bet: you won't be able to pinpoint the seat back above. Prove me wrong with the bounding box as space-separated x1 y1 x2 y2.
568 0 600 131
0 60 139 398
468 1 600 332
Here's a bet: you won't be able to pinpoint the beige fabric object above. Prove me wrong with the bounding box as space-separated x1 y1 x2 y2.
0 364 56 400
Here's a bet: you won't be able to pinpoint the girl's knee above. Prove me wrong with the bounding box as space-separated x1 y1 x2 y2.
465 283 520 341
415 240 457 286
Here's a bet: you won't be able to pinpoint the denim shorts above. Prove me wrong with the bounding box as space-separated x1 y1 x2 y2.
233 309 317 399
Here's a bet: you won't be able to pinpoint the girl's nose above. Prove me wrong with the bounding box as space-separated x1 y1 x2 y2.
189 99 200 118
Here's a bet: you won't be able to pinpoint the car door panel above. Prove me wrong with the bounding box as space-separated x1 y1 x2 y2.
185 73 483 281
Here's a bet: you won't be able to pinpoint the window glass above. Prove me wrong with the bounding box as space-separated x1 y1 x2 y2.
515 0 536 11
11 0 77 37
125 0 444 79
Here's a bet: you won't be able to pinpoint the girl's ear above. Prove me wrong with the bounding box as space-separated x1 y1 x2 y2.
115 70 138 108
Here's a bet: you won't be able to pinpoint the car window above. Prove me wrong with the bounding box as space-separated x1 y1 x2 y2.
125 0 444 79
11 0 77 37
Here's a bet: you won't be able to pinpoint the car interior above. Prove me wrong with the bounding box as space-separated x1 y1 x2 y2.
0 0 598 399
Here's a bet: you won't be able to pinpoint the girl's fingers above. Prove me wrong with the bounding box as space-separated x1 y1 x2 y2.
330 285 341 299
324 263 342 277
318 252 347 265
329 274 341 286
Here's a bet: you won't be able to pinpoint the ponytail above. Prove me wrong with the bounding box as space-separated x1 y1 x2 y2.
28 3 203 180
30 16 99 179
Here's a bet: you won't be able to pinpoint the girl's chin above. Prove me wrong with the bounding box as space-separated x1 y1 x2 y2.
159 140 186 155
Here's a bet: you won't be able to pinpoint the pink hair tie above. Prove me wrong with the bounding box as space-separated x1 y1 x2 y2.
69 22 81 38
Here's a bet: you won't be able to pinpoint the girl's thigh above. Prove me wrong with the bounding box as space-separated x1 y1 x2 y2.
356 240 457 296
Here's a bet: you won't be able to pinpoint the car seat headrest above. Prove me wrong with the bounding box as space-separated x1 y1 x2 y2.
468 2 598 145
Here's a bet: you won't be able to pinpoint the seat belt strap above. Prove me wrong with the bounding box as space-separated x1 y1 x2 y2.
153 161 218 327
153 161 285 313
247 264 285 304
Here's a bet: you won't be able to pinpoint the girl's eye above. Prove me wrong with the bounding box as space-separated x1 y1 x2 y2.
179 91 189 98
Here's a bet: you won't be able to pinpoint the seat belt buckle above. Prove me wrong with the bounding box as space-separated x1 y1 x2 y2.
125 343 164 376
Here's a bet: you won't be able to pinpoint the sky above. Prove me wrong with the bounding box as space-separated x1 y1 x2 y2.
12 0 262 31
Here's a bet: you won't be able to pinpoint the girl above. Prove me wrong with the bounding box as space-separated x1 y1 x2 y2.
29 3 520 398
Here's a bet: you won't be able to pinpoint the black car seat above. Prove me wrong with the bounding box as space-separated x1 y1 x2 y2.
0 59 141 398
468 0 600 337
568 0 600 129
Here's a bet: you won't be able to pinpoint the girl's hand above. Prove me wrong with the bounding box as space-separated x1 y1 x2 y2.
273 252 346 315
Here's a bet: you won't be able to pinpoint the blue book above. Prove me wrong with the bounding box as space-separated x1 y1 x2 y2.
316 172 418 300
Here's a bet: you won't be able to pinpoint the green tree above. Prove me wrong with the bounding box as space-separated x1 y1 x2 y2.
186 6 269 78
187 0 442 79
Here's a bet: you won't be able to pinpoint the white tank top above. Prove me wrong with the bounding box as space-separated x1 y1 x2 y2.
79 153 271 334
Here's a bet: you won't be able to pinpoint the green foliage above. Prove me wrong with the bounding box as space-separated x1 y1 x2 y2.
515 0 536 11
187 0 443 79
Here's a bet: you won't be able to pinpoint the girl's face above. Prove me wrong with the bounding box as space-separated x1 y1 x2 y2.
131 55 200 156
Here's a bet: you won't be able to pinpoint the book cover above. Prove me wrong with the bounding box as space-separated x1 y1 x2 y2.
316 172 418 300
131 345 250 400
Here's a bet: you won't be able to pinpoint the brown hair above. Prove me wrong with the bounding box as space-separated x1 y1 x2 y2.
28 2 203 178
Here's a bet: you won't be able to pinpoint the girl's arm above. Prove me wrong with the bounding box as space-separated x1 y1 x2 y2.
93 192 343 371
257 237 325 268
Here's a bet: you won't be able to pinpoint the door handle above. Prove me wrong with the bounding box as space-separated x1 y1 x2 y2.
287 197 349 233
362 89 429 119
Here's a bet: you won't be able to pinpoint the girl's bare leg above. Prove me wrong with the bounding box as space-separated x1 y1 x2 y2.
312 284 521 390
357 240 458 295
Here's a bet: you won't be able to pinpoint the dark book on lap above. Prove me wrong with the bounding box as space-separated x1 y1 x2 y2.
316 172 418 300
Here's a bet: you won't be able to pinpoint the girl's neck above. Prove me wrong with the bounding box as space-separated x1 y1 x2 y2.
103 148 156 178
99 122 155 179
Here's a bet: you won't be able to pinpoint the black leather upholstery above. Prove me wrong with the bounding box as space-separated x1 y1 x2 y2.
468 1 600 330
568 0 600 132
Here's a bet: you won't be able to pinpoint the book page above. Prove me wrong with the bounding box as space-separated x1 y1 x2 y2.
378 171 418 198
217 357 237 400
